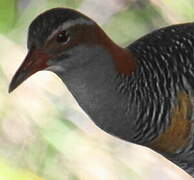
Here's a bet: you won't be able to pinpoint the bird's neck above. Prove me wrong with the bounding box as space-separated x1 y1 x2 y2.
56 45 139 142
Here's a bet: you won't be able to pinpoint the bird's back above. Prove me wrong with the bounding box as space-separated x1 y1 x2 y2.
127 22 194 176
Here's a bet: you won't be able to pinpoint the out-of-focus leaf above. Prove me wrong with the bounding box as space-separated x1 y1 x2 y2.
0 0 16 33
0 158 43 180
104 2 166 46
163 0 194 21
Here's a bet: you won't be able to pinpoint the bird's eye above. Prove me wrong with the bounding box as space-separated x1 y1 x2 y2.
56 31 70 43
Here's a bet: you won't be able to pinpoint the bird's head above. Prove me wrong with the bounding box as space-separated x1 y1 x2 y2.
9 8 106 92
9 8 136 93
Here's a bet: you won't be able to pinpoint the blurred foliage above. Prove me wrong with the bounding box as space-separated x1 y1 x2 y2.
0 158 43 180
1 0 194 180
164 0 194 20
0 0 16 33
48 0 83 9
104 1 167 45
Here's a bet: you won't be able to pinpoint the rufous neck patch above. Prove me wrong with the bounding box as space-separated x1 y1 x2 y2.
72 24 137 76
109 44 137 75
93 27 137 76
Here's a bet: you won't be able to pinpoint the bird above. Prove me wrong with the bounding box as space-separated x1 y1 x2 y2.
8 8 194 177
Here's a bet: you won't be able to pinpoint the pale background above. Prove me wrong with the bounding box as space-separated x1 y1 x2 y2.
1 0 194 179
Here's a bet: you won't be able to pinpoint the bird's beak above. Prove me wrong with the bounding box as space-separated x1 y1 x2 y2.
9 49 50 93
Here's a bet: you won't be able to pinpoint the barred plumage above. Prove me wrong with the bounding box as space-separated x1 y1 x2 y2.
9 8 194 178
125 23 194 175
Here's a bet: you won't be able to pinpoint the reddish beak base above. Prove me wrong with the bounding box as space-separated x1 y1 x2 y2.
9 49 50 93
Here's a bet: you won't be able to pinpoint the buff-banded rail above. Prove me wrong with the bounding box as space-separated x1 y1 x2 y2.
9 8 194 177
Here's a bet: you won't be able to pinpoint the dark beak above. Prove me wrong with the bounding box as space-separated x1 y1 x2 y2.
9 49 50 93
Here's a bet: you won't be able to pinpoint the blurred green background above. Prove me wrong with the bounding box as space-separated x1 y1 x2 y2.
1 0 194 179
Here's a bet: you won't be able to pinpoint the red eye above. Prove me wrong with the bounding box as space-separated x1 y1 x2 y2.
56 31 70 43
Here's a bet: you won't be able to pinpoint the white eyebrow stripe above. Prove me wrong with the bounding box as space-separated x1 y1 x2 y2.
47 18 94 42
